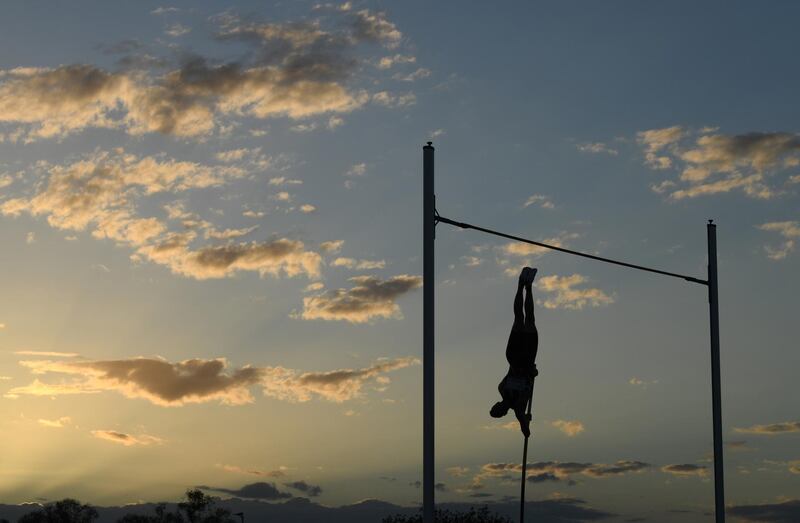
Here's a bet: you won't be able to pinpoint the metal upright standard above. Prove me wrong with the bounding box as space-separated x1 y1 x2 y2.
707 222 725 523
422 144 725 522
423 142 435 523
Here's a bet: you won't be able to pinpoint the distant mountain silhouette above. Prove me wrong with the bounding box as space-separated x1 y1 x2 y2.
0 497 612 523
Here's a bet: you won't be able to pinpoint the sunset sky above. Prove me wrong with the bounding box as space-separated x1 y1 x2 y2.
0 1 798 520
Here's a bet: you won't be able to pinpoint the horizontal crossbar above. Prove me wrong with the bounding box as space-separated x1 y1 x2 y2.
435 214 708 286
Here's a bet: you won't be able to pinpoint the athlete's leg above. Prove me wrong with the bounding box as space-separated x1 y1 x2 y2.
524 281 536 330
513 271 525 331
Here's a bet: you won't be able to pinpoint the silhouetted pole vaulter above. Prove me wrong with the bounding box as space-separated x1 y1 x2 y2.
487 267 540 522
423 143 726 522
490 267 539 437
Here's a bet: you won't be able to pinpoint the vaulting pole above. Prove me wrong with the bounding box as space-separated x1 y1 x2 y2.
423 142 435 523
707 221 725 522
519 382 535 523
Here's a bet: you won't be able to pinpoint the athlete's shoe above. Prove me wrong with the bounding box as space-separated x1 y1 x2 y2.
522 267 538 284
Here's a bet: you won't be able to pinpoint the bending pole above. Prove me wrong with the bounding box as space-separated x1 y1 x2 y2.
423 142 435 523
707 221 725 522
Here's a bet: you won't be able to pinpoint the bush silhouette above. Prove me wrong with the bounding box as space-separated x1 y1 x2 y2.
383 507 512 523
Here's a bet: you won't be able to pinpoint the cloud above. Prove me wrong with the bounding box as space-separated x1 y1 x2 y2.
527 473 560 483
269 176 303 186
500 232 578 259
151 7 180 15
729 499 800 522
37 416 71 428
299 275 422 323
660 464 708 477
523 194 555 209
551 420 585 437
349 9 402 47
260 357 419 403
377 54 415 69
11 354 418 405
91 430 164 446
320 240 344 254
344 163 367 177
758 221 800 260
637 126 684 169
330 257 386 270
284 481 322 497
371 91 416 108
9 357 263 406
203 482 292 500
638 128 800 200
725 440 753 452
536 274 614 310
393 68 431 82
0 6 413 142
0 149 320 282
461 256 482 267
217 464 287 478
135 237 322 280
446 467 469 478
475 460 650 485
734 421 800 435
14 351 79 358
165 24 191 37
576 142 618 156
0 65 133 141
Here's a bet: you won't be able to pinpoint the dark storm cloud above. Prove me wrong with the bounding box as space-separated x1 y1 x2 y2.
527 472 560 483
729 499 800 522
203 482 293 500
284 481 322 497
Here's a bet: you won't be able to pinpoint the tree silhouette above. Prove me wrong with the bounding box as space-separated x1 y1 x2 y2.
116 504 182 523
17 499 98 523
115 490 234 523
383 507 512 523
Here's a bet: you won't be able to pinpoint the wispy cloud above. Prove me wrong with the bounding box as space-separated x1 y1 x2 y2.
523 194 555 209
576 142 618 156
38 416 71 428
91 430 164 446
551 419 585 437
330 257 386 270
758 221 800 260
14 350 79 358
734 421 800 435
217 464 287 478
660 464 708 477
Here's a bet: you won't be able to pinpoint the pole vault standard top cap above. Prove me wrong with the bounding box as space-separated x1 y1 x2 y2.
424 141 434 149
